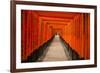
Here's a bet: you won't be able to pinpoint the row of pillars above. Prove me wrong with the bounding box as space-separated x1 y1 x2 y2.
21 10 90 61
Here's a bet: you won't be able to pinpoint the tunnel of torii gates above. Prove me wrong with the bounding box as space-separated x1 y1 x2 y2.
21 10 90 62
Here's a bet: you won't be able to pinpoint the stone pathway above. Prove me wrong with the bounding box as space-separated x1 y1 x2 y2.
39 35 69 61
